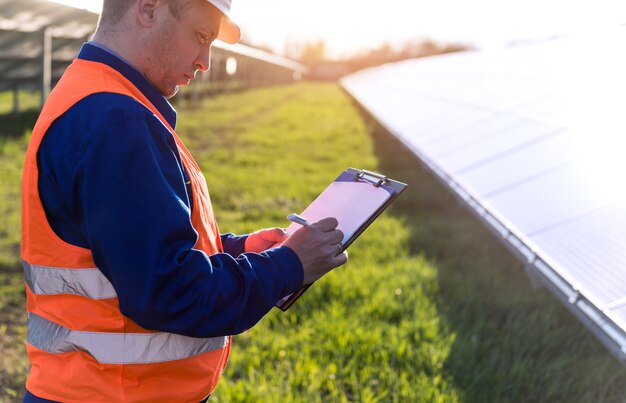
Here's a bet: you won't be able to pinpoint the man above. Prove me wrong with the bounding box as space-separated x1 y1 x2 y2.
21 0 347 401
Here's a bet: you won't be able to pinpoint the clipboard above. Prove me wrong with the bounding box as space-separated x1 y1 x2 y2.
275 167 407 311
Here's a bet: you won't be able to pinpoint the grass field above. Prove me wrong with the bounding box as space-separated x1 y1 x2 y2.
0 91 40 116
1 82 625 402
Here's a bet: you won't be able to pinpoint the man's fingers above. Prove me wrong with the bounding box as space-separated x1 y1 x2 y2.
308 218 344 244
322 243 341 256
269 228 288 240
284 218 349 285
275 227 288 235
311 217 339 231
330 251 348 267
329 229 344 245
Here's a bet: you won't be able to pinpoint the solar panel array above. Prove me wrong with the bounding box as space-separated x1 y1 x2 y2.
0 0 98 91
0 0 306 96
341 26 626 363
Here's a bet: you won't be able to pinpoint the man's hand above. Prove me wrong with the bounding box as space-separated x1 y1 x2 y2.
244 228 289 253
282 217 348 285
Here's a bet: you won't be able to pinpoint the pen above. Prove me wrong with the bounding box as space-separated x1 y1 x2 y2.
287 213 311 226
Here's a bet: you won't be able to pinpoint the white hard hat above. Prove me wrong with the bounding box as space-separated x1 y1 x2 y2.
206 0 241 44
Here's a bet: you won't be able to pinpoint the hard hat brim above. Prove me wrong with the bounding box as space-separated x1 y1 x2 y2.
217 15 241 44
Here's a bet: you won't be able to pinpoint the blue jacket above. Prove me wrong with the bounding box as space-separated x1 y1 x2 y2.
36 43 303 339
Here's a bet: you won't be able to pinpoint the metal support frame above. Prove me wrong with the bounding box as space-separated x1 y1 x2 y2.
12 82 19 117
40 26 52 107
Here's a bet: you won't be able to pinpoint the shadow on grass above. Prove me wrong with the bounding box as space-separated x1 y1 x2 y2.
351 100 626 402
0 110 39 139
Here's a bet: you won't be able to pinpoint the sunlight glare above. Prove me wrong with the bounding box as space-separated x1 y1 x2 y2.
48 0 626 57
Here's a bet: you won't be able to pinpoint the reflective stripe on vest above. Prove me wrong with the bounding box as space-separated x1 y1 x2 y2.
28 313 228 364
23 260 116 300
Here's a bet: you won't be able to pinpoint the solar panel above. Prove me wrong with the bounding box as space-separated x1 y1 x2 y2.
0 0 98 91
0 0 306 94
341 26 626 364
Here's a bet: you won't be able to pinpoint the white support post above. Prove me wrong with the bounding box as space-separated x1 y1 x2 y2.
41 27 52 107
12 82 19 118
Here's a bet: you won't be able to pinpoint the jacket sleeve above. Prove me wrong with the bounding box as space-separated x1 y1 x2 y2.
72 115 303 337
221 233 248 256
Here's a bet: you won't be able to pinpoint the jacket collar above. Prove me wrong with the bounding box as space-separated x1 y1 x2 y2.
77 42 177 129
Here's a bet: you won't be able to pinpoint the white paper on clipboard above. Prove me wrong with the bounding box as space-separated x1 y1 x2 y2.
286 181 392 245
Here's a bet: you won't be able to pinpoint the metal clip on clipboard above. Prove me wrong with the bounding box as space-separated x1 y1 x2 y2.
356 169 388 187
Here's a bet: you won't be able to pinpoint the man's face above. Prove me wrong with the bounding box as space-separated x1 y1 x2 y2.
144 1 223 98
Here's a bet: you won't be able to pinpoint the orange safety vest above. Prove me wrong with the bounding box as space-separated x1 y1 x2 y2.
21 58 231 402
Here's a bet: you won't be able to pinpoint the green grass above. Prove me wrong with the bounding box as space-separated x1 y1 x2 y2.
0 91 41 116
0 110 36 400
0 83 625 402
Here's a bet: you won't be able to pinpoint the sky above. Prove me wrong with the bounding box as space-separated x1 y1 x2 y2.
51 0 626 58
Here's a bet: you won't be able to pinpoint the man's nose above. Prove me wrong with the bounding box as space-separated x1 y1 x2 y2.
195 46 212 72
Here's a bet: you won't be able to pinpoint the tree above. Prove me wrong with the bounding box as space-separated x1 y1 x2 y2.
299 40 327 67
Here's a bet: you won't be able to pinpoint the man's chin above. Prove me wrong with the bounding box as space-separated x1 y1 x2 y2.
163 85 180 99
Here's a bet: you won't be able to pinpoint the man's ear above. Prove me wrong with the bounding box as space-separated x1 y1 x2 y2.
135 0 163 27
